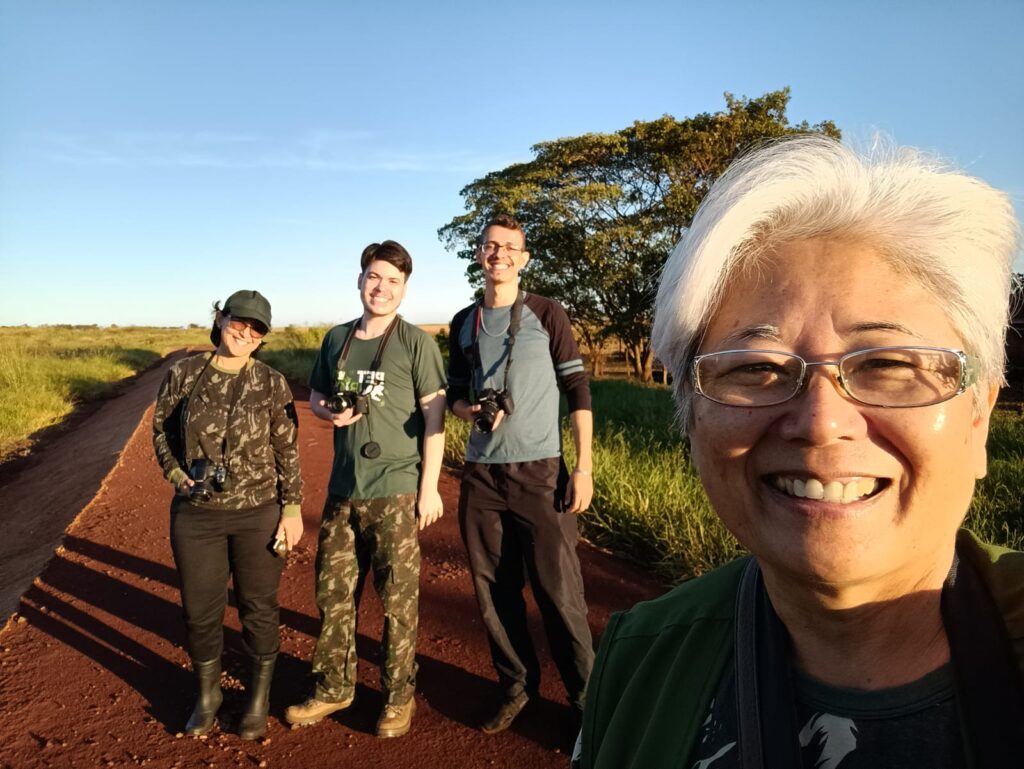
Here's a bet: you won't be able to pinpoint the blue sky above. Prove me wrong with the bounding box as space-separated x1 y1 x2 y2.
1 0 1022 327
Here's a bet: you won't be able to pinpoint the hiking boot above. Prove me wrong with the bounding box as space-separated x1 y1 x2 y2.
376 697 416 738
284 694 355 727
480 691 529 734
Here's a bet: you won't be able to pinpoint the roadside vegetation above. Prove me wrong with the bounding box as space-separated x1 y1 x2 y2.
5 325 1022 585
0 325 209 460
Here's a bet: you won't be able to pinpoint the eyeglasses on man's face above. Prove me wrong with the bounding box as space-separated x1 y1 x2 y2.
690 346 978 409
478 240 525 257
226 317 268 339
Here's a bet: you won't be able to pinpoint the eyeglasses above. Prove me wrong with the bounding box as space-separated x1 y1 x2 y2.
690 346 978 409
227 317 268 339
478 240 525 257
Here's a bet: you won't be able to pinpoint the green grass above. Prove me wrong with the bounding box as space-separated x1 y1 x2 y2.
0 325 210 460
259 324 329 384
966 409 1024 550
567 382 744 581
440 380 743 581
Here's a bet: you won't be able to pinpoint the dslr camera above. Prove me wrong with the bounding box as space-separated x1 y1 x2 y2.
473 388 515 433
187 458 229 502
327 390 370 415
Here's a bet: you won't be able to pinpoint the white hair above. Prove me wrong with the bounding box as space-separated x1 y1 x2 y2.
652 135 1021 421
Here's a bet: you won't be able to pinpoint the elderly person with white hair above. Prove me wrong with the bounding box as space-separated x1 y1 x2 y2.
575 136 1024 769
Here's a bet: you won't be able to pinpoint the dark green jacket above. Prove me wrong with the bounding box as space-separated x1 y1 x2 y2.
152 352 303 516
579 531 1024 769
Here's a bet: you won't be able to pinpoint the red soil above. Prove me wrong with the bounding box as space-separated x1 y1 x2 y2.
0 355 663 769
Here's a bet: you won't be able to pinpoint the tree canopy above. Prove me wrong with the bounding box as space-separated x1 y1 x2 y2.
439 89 840 380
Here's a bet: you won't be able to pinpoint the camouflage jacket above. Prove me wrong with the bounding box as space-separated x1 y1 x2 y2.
152 352 303 516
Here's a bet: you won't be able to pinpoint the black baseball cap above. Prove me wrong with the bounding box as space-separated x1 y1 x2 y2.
223 289 272 331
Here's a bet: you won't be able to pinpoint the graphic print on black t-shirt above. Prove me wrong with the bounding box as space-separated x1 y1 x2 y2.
689 664 964 769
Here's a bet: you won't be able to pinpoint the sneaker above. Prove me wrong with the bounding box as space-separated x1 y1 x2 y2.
376 697 416 738
284 695 354 727
480 691 530 734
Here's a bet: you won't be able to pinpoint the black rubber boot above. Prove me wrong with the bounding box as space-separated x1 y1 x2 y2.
238 653 277 740
184 658 223 736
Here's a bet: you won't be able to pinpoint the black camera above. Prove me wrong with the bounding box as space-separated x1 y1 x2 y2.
188 458 229 502
474 388 515 433
327 390 370 415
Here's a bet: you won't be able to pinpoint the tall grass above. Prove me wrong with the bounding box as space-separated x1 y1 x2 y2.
966 409 1024 550
441 380 742 581
259 325 329 384
560 381 744 579
444 380 1024 583
0 326 210 460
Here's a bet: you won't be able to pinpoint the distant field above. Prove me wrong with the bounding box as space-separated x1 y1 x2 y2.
0 325 210 460
0 323 435 462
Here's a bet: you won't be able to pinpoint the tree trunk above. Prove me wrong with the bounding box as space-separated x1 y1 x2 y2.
624 342 653 382
584 342 605 377
641 349 653 383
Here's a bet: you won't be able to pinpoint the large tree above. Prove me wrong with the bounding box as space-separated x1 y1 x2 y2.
439 89 840 381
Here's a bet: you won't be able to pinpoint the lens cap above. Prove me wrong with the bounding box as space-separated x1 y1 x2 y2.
361 441 381 459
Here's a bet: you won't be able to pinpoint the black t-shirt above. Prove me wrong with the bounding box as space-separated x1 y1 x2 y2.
691 663 964 768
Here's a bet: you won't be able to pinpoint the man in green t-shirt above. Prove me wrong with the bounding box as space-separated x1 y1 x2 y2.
285 240 446 738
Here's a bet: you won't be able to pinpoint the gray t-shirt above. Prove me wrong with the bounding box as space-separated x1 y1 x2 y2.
447 292 591 464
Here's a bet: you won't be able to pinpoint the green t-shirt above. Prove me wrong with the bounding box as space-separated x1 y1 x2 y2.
309 318 445 501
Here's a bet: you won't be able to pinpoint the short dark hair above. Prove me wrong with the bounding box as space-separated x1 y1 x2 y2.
360 240 413 278
480 214 526 244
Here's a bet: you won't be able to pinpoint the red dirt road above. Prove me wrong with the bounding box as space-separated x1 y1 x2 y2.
0 357 663 769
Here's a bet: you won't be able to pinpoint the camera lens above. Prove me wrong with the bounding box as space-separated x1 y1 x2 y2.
190 483 212 503
473 400 499 433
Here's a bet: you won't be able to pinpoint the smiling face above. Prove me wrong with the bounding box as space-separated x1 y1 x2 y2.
218 314 264 360
688 238 996 594
476 224 529 286
358 259 408 318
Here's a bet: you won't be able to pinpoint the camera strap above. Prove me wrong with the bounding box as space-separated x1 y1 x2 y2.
335 314 401 387
180 355 213 464
179 353 247 468
470 289 524 395
734 541 1024 768
334 314 401 453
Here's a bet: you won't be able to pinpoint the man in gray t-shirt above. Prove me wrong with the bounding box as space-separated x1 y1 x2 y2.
448 214 595 737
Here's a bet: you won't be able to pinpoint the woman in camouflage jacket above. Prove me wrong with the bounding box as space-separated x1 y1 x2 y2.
153 289 303 740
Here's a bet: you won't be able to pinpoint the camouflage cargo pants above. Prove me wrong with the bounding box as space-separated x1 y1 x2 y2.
311 493 420 706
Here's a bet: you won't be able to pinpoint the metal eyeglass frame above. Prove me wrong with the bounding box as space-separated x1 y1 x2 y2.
689 345 979 408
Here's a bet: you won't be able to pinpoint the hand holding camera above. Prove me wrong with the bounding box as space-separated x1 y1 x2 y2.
327 390 370 416
185 458 230 503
